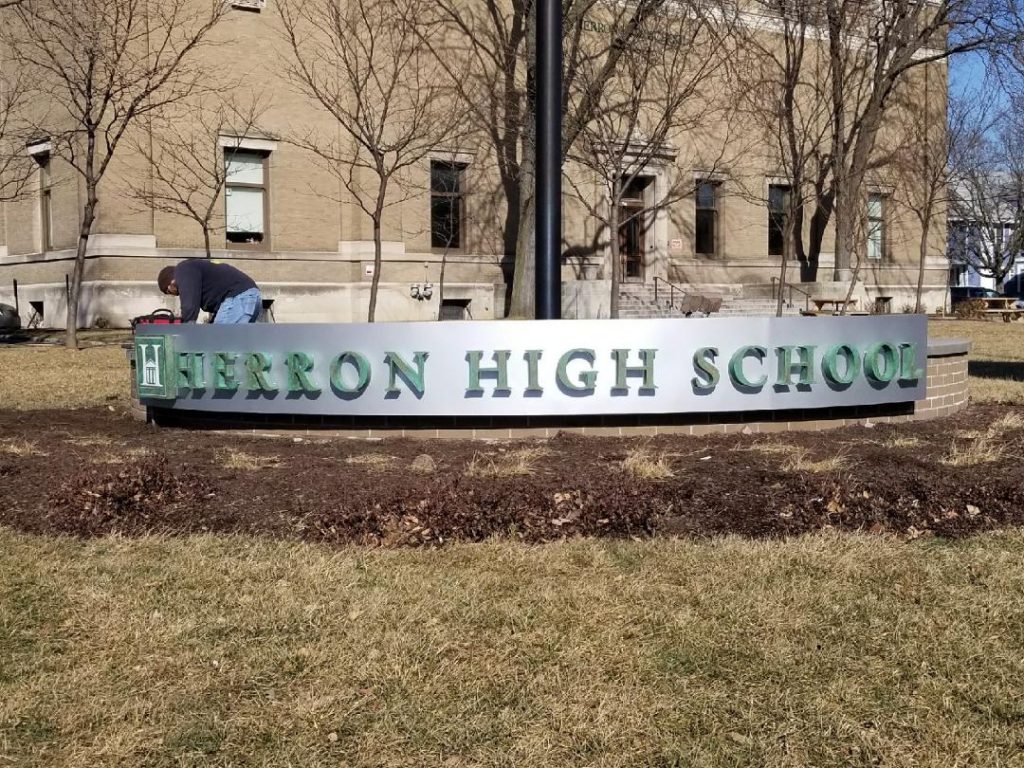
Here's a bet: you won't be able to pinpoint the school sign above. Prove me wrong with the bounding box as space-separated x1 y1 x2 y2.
135 316 927 416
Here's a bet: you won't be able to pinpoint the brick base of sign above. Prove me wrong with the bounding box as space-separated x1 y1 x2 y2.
129 338 971 439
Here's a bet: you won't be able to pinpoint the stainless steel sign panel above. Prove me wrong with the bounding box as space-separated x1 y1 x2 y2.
136 316 928 416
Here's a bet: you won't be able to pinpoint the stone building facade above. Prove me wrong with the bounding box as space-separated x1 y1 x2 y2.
0 0 950 328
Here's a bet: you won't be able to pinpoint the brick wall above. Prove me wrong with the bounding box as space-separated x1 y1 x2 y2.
914 349 970 421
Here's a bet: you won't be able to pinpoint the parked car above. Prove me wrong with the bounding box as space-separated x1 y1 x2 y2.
0 303 21 330
950 286 1003 305
1001 274 1024 299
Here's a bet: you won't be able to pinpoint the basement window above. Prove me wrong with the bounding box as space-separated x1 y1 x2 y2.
440 299 470 320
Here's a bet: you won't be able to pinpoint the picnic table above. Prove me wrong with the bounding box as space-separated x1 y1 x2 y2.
980 296 1024 321
801 297 858 316
980 296 1017 310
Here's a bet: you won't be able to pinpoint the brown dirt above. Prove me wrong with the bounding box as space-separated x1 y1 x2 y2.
2 405 1024 545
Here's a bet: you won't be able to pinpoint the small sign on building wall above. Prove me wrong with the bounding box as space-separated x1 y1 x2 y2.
363 263 375 277
669 238 684 256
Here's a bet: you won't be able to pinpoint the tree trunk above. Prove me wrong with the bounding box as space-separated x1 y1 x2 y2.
203 226 212 259
437 247 448 321
509 157 536 318
65 193 97 349
840 251 861 316
914 217 930 314
368 216 382 322
609 191 620 319
776 214 795 318
802 191 832 282
832 188 853 283
509 3 536 320
499 178 521 314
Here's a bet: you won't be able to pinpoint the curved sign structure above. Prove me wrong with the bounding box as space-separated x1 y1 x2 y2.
135 316 927 416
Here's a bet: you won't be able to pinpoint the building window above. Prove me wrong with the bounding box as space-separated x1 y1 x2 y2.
867 192 885 260
695 180 719 256
440 298 471 320
431 160 467 250
39 156 53 252
225 150 268 248
768 184 791 256
231 0 266 10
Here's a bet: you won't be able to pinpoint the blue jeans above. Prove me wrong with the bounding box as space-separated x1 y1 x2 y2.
215 288 262 324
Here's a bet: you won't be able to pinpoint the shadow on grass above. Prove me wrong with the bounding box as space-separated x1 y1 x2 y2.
0 331 39 345
969 360 1024 381
0 329 131 347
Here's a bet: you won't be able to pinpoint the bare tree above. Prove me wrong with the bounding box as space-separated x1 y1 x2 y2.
279 0 463 323
425 0 684 318
3 0 228 348
735 0 833 314
948 101 1024 289
565 2 729 318
0 64 33 203
125 96 266 259
889 81 961 312
822 0 1024 284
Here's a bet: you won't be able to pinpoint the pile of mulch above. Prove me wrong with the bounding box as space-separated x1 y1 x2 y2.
46 458 214 537
3 405 1024 545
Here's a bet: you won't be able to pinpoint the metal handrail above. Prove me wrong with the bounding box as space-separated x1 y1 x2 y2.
653 275 689 310
771 277 811 312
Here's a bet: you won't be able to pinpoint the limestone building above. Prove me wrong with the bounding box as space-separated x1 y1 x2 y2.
0 0 951 327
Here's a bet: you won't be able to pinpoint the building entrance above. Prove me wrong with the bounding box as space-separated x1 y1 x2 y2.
618 176 652 282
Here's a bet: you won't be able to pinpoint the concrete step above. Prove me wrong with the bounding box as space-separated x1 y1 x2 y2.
618 286 804 319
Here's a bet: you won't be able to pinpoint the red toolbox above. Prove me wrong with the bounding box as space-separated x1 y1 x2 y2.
131 308 182 330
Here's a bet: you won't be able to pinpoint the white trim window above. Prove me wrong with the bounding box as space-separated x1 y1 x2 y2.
867 192 886 261
225 149 270 249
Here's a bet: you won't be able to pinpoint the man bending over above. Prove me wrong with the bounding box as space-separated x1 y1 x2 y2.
158 259 262 324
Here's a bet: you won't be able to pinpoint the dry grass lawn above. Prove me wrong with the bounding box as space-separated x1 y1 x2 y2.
3 529 1024 767
0 344 128 410
931 319 1024 405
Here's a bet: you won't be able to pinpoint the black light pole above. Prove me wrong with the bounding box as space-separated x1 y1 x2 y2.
534 0 562 319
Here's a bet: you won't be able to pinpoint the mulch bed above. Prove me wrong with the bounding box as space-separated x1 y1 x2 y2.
2 405 1024 545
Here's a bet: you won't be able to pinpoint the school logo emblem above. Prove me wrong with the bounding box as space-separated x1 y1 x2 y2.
135 335 176 399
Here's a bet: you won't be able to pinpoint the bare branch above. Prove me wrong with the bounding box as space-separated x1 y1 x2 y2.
2 0 229 346
279 0 466 322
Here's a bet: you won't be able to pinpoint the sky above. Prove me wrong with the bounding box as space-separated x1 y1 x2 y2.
949 50 1012 113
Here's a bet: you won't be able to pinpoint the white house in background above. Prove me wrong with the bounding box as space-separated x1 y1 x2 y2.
948 172 1024 291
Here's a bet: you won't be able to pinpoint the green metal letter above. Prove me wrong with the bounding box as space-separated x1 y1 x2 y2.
775 345 816 388
864 342 899 384
898 343 924 382
465 350 511 395
691 347 720 392
244 353 276 392
176 352 205 390
556 349 597 392
822 344 861 386
524 350 544 394
213 352 239 392
612 348 657 391
285 352 320 394
330 352 371 396
384 351 427 397
728 346 768 390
